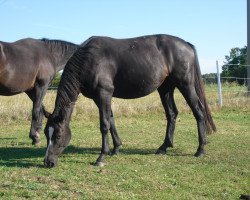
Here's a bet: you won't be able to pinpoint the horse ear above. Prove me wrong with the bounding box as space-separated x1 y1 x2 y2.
44 111 51 118
42 106 51 118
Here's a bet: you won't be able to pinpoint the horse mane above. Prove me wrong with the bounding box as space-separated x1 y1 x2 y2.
52 46 92 121
41 38 79 68
41 38 79 52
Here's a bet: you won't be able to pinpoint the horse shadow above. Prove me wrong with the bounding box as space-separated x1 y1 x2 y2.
0 144 191 168
0 146 45 168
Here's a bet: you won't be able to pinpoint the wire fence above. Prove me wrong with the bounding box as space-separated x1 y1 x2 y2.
207 62 249 107
204 77 249 85
203 77 249 92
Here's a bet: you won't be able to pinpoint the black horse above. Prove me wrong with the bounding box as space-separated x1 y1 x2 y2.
0 38 79 145
43 34 216 167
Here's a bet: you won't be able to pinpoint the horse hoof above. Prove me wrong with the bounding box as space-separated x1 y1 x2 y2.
240 194 250 200
110 149 120 156
32 140 41 146
94 161 106 167
194 150 205 157
155 149 166 155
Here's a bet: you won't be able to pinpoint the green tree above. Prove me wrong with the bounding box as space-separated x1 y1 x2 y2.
50 72 62 89
202 73 217 84
221 46 247 85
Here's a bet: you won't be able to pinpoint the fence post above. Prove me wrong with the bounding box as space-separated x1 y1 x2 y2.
217 61 222 107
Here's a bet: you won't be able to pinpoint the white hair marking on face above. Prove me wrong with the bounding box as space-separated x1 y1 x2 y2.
45 127 54 159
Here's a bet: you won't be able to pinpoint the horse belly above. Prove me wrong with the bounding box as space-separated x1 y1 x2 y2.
112 71 164 99
113 84 156 99
0 84 22 96
0 70 36 95
112 50 168 99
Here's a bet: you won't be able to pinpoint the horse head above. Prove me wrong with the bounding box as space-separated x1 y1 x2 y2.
44 112 71 168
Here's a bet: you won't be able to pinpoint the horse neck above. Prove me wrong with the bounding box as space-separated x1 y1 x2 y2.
52 70 81 123
53 100 75 125
42 39 79 72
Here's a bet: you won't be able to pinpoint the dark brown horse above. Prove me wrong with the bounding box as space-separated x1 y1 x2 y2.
43 34 216 167
0 38 79 144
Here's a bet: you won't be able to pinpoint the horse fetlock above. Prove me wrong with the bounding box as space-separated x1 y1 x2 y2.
194 148 205 157
166 141 174 148
30 131 41 145
94 161 106 167
32 138 41 146
110 146 121 156
155 148 167 155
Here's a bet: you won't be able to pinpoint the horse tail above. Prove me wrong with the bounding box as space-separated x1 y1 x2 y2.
188 43 216 134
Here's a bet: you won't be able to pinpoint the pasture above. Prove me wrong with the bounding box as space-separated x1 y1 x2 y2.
0 84 249 199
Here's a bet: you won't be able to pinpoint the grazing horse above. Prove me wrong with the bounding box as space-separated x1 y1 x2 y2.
0 38 79 145
43 34 216 167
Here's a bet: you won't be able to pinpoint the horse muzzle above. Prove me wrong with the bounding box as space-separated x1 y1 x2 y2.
44 158 57 168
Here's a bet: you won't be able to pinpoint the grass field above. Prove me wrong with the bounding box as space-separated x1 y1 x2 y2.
0 84 249 199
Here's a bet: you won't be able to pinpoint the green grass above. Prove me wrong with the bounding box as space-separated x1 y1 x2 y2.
0 108 249 199
0 84 249 199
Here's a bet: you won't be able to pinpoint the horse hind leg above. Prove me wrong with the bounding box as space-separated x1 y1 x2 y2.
109 110 122 155
178 84 207 157
26 90 41 145
26 82 50 145
156 82 178 155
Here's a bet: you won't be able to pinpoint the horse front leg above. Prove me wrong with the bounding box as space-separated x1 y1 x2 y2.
156 85 178 154
109 110 122 155
94 88 113 166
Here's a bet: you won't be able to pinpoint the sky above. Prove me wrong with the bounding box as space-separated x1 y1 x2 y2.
0 0 247 74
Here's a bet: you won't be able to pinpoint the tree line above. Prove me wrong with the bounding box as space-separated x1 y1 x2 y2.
49 72 61 89
202 46 247 85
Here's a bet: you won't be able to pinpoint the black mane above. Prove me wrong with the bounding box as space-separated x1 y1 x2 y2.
41 38 79 54
40 38 79 70
52 47 88 119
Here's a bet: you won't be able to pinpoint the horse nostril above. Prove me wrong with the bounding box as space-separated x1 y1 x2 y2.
49 162 55 168
44 159 55 168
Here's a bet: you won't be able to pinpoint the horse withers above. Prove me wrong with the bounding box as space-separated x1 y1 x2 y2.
0 38 79 145
43 34 216 167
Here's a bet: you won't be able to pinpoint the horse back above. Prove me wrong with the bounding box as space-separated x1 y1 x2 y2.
0 38 55 95
78 35 195 98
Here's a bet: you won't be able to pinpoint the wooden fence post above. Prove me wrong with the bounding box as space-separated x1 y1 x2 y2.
217 61 222 107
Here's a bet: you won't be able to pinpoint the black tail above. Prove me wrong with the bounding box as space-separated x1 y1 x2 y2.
188 43 216 134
